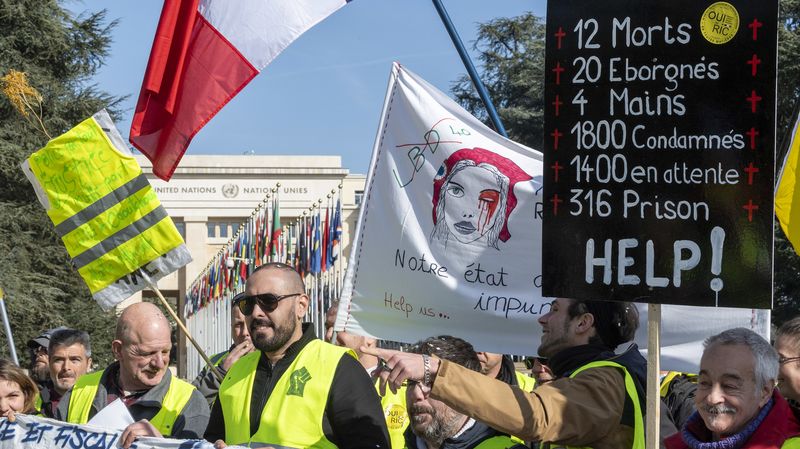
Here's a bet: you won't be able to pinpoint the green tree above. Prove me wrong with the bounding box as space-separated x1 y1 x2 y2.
451 12 546 149
453 3 800 321
0 1 123 368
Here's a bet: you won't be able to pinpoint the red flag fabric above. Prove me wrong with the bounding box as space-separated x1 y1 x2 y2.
130 0 349 180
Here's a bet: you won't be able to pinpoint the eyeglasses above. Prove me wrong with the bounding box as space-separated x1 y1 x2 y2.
237 293 301 315
779 356 800 365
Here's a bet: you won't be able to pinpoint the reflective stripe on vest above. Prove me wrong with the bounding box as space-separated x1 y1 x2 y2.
67 370 196 436
543 361 645 449
24 112 183 294
376 377 408 449
219 340 355 447
514 371 537 392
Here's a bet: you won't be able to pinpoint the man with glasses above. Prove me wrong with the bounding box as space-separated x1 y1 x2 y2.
205 262 390 449
56 302 209 448
405 336 527 449
774 317 800 408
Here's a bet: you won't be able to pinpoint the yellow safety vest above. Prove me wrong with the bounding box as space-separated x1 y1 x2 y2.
24 112 184 296
375 377 408 449
659 371 697 398
219 340 356 448
543 360 644 449
514 371 537 392
66 370 196 436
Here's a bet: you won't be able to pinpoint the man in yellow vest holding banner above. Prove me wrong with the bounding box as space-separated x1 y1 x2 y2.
56 302 209 448
366 298 646 449
205 262 390 448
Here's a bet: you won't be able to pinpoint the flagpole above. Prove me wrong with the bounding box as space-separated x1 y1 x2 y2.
0 287 18 366
430 0 507 138
147 281 224 383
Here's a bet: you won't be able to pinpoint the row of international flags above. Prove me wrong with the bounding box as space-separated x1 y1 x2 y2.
185 187 344 317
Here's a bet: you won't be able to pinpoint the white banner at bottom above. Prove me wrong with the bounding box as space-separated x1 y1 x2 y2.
0 415 238 449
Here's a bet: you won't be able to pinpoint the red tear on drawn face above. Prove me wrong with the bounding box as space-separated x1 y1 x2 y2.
477 189 500 234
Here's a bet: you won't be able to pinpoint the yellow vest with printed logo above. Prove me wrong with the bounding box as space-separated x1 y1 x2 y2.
66 370 196 436
375 377 408 449
543 360 644 449
218 340 356 448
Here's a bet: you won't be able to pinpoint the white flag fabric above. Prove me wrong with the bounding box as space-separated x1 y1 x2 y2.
336 63 547 354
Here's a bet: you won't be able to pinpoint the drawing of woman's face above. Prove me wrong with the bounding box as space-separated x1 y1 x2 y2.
443 165 502 244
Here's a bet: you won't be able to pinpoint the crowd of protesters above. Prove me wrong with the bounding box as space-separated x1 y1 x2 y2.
4 262 800 449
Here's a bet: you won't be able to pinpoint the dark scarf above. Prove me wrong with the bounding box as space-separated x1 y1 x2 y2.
680 398 774 449
548 343 615 378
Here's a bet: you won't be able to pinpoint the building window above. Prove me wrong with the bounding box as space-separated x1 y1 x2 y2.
207 222 216 238
354 190 364 206
219 222 228 238
174 222 186 239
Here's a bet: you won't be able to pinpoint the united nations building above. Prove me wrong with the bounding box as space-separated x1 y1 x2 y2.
125 154 365 374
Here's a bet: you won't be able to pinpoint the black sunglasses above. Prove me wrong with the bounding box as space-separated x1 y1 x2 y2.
237 293 302 315
524 357 548 370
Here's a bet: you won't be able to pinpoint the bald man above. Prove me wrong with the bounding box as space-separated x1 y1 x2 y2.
205 262 390 448
56 302 209 448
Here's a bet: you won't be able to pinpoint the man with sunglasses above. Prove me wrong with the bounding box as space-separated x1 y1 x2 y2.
205 263 390 449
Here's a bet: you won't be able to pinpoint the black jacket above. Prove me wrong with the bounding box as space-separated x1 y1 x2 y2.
204 323 390 448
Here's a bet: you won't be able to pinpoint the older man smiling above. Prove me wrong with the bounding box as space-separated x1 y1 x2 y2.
665 328 800 449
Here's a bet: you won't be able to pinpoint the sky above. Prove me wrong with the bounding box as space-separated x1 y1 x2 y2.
65 0 546 175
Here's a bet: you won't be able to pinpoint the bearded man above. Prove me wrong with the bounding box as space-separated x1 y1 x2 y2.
204 263 390 449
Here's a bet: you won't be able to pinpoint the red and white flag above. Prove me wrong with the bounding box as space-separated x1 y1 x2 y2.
130 0 349 180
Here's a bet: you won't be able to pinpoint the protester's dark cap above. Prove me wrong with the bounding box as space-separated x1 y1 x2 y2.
26 326 69 349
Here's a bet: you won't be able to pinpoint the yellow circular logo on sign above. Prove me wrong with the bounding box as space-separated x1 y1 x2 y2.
700 2 740 44
385 404 407 430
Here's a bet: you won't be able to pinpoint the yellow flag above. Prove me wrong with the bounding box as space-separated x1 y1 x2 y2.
21 110 192 310
776 110 800 254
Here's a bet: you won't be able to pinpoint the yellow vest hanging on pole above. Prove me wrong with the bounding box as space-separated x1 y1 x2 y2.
21 110 191 310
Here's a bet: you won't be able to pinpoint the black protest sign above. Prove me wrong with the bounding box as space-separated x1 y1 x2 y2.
542 0 777 308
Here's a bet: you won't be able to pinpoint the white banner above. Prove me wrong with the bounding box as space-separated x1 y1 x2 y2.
0 415 234 449
336 63 547 354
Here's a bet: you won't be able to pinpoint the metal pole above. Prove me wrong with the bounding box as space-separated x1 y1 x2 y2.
0 288 18 366
431 0 508 138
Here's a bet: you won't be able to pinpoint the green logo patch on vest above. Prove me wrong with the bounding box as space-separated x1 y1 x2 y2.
287 367 312 397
